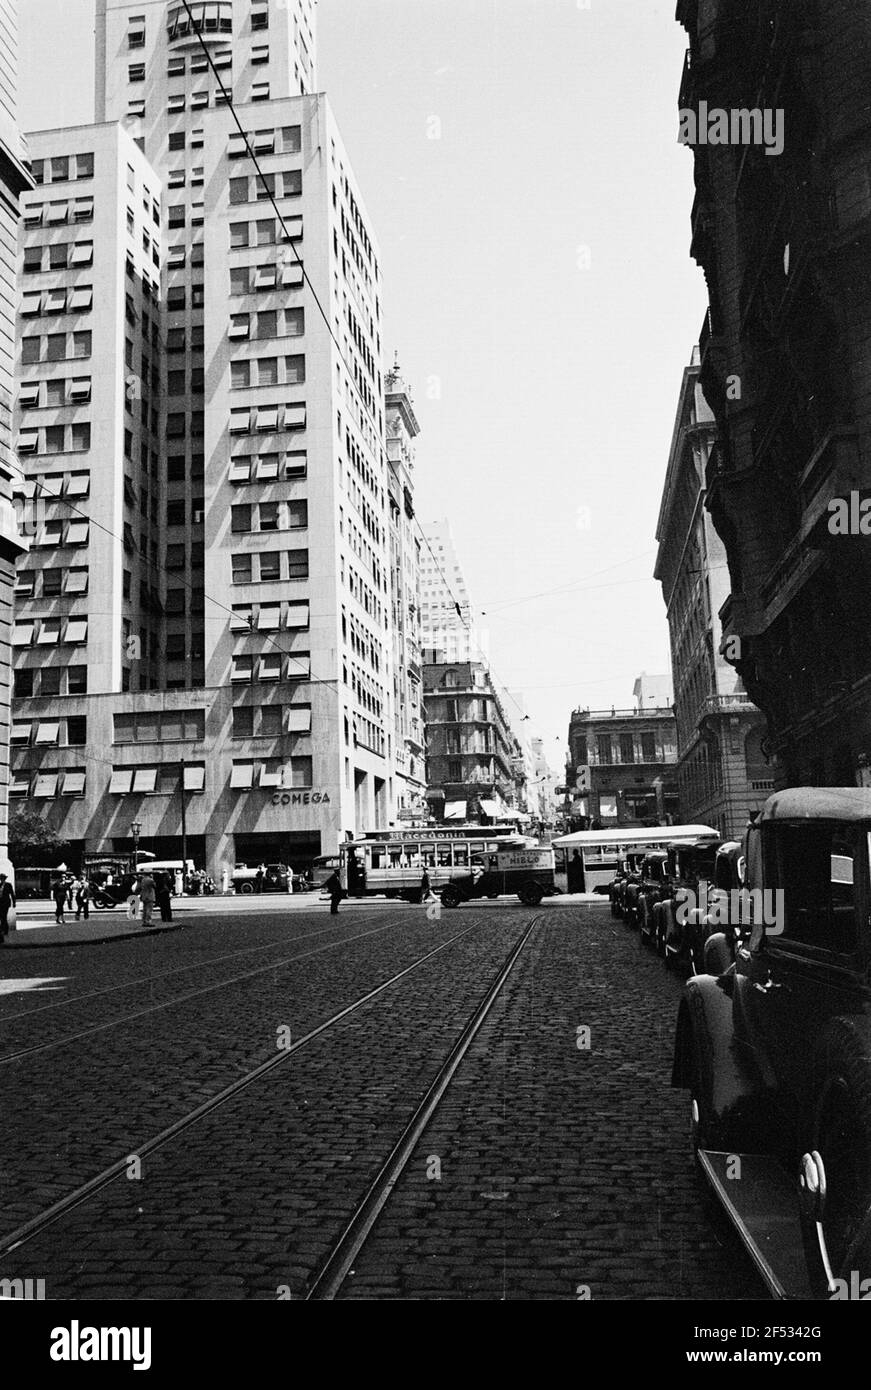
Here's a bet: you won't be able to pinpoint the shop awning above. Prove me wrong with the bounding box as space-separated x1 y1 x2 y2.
443 801 466 820
478 799 501 818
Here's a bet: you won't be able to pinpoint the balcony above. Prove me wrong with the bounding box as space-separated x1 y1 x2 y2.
166 2 232 47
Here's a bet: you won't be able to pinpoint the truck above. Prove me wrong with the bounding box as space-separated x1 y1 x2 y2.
440 846 555 908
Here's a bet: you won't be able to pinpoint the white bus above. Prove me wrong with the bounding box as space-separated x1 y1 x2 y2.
552 824 720 894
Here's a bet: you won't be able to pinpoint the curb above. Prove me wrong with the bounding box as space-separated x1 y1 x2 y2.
2 922 186 951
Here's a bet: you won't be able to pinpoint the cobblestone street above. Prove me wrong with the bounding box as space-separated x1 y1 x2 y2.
0 902 766 1300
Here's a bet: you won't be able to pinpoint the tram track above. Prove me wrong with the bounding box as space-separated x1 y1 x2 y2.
0 923 482 1261
0 913 412 1067
0 910 400 1024
304 915 539 1299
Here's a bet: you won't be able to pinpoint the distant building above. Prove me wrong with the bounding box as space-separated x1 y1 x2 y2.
655 352 770 840
567 695 680 830
0 0 34 874
385 355 426 820
419 519 484 664
423 658 524 824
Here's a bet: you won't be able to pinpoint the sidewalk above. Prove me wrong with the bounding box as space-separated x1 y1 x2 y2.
3 916 184 949
3 891 607 949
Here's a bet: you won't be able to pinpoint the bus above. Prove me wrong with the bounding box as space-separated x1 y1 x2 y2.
551 824 720 894
337 827 535 902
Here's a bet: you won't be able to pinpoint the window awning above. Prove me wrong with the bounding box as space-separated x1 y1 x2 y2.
443 801 466 821
478 799 505 819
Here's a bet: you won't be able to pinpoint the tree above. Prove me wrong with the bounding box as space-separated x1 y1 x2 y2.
8 811 69 867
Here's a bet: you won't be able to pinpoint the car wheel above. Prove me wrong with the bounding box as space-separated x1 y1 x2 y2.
812 1021 871 1279
518 884 543 907
440 885 461 909
238 881 254 895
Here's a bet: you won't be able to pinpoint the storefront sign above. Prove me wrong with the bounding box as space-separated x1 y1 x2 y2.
271 791 331 806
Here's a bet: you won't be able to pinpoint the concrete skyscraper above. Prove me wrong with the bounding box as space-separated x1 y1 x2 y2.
10 0 410 875
0 0 34 873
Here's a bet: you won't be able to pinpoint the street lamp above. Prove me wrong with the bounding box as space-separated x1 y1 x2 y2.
130 820 142 873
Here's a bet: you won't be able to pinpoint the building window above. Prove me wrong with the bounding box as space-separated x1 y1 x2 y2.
168 132 186 152
597 735 612 765
619 734 635 765
641 732 656 761
129 62 145 82
287 549 309 580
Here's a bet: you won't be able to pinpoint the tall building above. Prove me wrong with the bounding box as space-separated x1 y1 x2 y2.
419 518 482 664
0 0 34 874
423 658 524 824
655 350 771 840
384 354 426 821
677 0 871 788
10 0 405 875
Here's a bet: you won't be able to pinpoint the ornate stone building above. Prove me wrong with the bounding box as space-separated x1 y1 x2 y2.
677 0 871 788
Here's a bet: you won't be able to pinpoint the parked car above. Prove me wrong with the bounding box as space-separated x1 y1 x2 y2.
654 838 721 970
232 862 290 894
672 787 871 1299
631 851 669 933
608 852 646 919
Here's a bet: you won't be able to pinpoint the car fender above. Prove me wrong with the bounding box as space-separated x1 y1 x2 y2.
673 973 774 1150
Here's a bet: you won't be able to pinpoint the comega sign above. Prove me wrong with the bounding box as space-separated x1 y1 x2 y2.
271 791 332 806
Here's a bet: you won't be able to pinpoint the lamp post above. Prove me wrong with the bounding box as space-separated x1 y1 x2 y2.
130 820 142 874
179 757 188 885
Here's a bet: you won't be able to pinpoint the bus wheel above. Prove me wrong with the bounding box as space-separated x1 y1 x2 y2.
441 885 461 909
518 884 543 907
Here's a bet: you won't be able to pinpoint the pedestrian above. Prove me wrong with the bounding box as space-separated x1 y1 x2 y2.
51 876 67 924
420 868 436 903
75 878 90 920
255 863 265 894
0 873 16 942
323 868 343 915
156 871 173 923
138 871 156 925
66 875 76 911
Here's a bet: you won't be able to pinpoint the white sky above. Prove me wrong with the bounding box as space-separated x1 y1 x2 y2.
19 0 708 764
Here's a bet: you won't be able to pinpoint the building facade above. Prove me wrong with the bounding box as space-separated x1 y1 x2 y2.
677 0 871 789
655 351 771 840
419 518 484 664
10 0 408 876
0 0 34 874
423 658 524 824
566 696 680 831
384 355 426 821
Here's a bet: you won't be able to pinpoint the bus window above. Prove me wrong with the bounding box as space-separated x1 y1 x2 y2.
369 845 386 869
437 844 453 868
419 842 436 868
454 844 469 868
388 844 403 868
403 843 419 867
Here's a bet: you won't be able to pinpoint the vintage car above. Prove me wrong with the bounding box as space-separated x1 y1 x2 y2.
631 851 669 933
232 862 290 894
608 852 647 919
652 837 721 970
672 787 871 1299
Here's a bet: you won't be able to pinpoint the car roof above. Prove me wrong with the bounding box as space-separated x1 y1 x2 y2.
760 787 871 824
668 838 720 852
